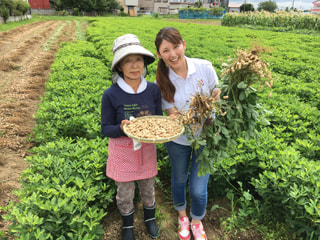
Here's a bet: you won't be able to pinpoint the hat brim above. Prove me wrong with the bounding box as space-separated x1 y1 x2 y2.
111 45 155 71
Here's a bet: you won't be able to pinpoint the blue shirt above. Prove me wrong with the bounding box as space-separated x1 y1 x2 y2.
101 81 162 138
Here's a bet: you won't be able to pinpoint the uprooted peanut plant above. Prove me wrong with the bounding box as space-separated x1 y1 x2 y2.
181 42 274 175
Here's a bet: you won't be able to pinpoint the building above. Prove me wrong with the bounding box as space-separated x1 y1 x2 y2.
311 0 320 14
26 0 228 16
138 0 154 14
27 0 50 9
26 0 55 15
117 0 139 15
228 2 240 12
138 0 228 15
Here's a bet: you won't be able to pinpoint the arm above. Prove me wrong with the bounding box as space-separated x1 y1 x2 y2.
205 61 221 101
165 107 180 119
212 88 221 101
101 90 126 138
155 85 163 116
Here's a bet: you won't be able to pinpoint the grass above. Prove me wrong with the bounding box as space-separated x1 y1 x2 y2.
42 21 68 50
0 15 94 32
0 17 37 32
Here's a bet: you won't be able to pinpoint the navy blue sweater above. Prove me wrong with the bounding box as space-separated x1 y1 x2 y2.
101 82 163 138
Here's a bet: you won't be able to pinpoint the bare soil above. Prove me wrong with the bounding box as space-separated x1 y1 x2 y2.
0 19 262 240
0 19 78 237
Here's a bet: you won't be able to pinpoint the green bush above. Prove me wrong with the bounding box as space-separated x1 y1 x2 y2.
0 0 30 17
0 6 10 23
0 0 14 15
32 41 111 143
4 137 114 239
152 11 159 18
54 10 69 16
4 39 115 239
14 0 30 15
12 8 22 16
118 11 129 16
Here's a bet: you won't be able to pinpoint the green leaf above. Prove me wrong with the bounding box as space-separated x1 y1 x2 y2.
237 81 248 89
210 204 220 211
239 91 246 101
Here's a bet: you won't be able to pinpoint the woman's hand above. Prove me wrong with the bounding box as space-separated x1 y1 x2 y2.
212 88 221 101
165 107 180 120
120 119 130 131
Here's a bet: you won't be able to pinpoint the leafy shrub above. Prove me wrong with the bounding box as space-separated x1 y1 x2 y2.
0 0 13 15
152 11 159 18
251 135 320 238
4 138 115 239
222 10 320 31
55 10 68 16
14 0 30 15
0 0 30 18
0 6 10 23
32 41 112 143
118 11 129 16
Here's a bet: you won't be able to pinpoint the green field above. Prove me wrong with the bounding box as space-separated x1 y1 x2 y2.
1 15 320 240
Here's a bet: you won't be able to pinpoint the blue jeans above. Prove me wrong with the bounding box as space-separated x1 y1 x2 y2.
165 141 210 220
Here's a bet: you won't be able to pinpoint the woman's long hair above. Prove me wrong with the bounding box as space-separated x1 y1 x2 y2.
155 27 183 103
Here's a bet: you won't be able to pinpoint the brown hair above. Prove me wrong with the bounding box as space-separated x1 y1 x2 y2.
155 27 183 103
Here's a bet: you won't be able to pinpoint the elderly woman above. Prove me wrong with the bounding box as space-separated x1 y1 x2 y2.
101 34 162 240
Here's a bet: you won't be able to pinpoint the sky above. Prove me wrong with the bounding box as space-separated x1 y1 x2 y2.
235 0 314 10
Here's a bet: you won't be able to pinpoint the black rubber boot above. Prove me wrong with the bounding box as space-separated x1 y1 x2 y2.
143 204 160 239
121 210 135 240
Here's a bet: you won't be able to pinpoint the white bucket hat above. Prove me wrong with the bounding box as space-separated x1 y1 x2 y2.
111 34 155 72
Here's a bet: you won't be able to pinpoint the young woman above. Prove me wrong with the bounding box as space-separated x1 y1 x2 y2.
154 27 221 240
101 34 162 240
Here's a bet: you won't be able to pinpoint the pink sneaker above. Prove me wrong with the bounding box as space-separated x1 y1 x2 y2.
178 216 191 240
191 222 207 240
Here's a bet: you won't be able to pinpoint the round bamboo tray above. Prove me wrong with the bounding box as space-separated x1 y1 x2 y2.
123 115 184 143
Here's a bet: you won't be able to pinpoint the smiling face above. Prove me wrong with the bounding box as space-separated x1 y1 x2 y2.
118 54 145 82
157 39 186 72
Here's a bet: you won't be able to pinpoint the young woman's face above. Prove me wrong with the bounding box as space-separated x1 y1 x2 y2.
157 39 186 71
118 54 144 82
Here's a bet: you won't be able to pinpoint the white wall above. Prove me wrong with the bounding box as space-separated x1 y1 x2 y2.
125 0 139 6
0 14 32 24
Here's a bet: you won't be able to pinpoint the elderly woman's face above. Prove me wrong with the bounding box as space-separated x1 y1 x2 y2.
118 54 144 82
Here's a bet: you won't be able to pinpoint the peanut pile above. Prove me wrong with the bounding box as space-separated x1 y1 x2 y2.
125 117 183 140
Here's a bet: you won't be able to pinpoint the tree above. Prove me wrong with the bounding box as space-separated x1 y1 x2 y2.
194 1 203 8
0 0 30 18
209 6 225 18
240 3 254 12
0 0 14 16
13 0 30 15
290 7 298 12
51 0 120 13
104 0 120 12
54 0 64 11
257 0 278 12
0 6 10 23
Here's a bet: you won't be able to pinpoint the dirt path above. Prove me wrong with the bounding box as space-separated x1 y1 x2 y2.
0 19 262 240
0 19 77 236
